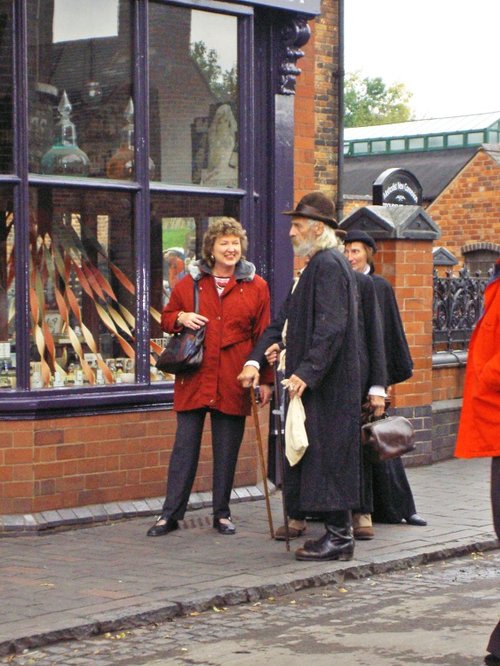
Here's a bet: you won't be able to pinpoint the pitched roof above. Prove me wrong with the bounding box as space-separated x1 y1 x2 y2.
343 147 478 201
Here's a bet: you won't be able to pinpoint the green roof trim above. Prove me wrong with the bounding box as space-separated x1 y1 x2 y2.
344 112 500 156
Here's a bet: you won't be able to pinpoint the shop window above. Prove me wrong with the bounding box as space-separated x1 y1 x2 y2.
0 187 14 389
0 1 13 173
149 5 238 187
0 0 251 411
28 187 135 388
27 0 133 179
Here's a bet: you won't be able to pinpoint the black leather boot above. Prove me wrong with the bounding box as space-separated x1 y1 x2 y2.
295 521 354 561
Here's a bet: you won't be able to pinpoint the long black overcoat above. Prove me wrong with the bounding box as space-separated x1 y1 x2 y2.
354 272 387 397
371 273 413 386
251 249 361 512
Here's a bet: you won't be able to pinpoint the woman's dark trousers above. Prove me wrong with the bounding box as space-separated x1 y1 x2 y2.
161 408 246 521
487 457 500 657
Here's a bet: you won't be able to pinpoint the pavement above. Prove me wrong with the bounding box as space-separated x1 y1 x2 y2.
1 456 498 658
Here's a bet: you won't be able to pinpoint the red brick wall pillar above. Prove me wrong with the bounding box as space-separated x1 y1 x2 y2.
340 205 441 465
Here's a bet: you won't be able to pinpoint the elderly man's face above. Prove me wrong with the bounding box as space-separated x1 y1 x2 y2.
289 217 320 257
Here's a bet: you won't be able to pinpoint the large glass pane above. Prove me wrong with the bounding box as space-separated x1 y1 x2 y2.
149 5 238 187
0 187 15 389
150 193 239 381
0 0 13 173
27 0 134 180
29 187 135 388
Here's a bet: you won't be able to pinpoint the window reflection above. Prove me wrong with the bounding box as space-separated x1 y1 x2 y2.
149 5 238 187
27 0 134 179
29 187 135 388
150 194 239 380
0 1 13 173
0 187 15 389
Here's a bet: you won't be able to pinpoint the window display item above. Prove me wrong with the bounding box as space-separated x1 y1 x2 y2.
41 91 90 176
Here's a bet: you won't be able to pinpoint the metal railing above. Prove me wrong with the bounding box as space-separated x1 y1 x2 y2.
432 267 491 353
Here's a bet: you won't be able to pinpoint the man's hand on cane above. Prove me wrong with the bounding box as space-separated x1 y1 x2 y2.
237 366 272 408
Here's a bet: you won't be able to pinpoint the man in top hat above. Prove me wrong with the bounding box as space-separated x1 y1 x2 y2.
238 191 362 561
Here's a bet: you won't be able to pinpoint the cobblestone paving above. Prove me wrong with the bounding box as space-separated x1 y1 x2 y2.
4 550 499 666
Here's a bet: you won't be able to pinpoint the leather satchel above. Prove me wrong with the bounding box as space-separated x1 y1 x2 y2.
361 414 416 462
156 281 205 375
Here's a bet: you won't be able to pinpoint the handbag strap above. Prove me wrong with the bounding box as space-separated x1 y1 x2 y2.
193 280 199 313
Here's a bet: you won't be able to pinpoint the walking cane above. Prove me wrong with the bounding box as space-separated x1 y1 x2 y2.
250 386 275 539
272 364 290 551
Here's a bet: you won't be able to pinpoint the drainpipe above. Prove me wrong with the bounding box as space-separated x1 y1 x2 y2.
336 0 345 221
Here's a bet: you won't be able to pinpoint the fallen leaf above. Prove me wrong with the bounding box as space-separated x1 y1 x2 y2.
338 587 348 593
213 606 226 613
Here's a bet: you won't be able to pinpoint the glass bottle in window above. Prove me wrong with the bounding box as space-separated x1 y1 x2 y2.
41 91 90 176
106 98 155 180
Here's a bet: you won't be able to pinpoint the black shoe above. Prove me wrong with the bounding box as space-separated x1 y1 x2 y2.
213 517 236 535
295 525 354 561
405 513 427 526
485 654 500 665
146 516 179 537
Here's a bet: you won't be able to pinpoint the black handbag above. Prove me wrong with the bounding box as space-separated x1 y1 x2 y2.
155 281 205 374
361 413 416 462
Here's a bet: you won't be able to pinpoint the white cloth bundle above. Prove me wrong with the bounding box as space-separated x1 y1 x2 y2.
282 381 308 466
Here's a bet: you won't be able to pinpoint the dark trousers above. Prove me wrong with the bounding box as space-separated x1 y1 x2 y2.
487 457 500 657
161 409 246 521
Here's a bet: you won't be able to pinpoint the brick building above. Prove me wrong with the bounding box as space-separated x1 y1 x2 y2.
0 0 346 532
3 0 478 532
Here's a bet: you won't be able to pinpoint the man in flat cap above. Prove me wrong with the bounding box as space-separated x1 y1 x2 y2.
238 191 362 561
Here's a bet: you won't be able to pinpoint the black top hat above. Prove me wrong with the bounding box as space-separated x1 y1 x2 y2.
282 191 342 231
344 229 377 252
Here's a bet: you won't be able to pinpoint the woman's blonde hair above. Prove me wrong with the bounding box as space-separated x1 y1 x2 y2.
202 217 248 266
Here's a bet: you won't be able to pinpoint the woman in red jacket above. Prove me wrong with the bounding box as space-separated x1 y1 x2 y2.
147 218 273 538
455 258 500 665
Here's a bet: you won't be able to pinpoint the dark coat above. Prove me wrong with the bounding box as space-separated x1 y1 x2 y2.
162 260 272 416
370 273 413 386
354 272 387 397
369 270 416 523
250 249 361 512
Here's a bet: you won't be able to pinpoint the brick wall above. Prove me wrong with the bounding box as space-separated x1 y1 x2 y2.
424 148 500 263
294 0 340 202
0 409 267 515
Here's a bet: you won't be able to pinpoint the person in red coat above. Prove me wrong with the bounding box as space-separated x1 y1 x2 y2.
455 257 500 665
147 218 273 538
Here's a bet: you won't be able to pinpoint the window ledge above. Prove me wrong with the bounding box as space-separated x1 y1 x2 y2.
0 384 174 420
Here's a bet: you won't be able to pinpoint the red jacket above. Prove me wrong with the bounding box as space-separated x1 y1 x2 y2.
161 260 273 416
455 259 500 458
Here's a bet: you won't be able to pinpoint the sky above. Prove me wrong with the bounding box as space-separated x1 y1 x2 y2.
344 0 500 120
